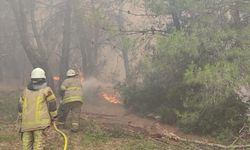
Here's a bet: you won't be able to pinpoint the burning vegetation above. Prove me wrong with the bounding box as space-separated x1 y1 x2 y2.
101 92 122 104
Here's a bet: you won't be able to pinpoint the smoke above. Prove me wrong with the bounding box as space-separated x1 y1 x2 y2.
82 77 114 102
82 78 101 101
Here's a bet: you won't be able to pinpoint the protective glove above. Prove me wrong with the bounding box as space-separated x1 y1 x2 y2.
51 115 58 122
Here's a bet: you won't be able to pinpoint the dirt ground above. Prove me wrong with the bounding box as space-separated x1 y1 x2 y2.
0 85 217 150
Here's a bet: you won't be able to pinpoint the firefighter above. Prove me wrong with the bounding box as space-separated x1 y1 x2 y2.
18 68 57 150
57 69 83 132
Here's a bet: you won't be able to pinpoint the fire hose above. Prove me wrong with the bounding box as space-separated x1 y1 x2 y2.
53 122 68 150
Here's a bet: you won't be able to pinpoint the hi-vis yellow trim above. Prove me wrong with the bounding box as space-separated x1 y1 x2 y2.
63 96 82 101
65 87 81 91
47 95 56 101
36 96 41 121
61 85 66 90
63 96 83 104
23 97 27 113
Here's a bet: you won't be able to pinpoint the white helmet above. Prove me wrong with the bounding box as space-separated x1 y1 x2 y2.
66 69 76 77
31 68 46 79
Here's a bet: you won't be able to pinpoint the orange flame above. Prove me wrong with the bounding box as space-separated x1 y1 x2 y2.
101 93 121 104
53 75 60 81
79 72 84 82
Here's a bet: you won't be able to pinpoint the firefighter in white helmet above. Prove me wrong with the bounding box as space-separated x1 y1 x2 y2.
57 69 83 132
18 68 57 150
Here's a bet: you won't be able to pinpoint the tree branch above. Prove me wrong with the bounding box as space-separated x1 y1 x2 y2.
102 27 168 35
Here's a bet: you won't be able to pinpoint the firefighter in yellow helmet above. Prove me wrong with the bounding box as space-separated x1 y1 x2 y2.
57 69 83 132
18 68 57 150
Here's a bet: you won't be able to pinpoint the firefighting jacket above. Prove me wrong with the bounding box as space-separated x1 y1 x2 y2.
60 77 83 104
18 83 57 132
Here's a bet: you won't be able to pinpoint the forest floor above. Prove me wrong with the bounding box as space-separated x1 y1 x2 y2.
0 87 229 150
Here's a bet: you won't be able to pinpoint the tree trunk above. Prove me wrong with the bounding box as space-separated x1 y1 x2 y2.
76 1 99 78
117 1 131 82
10 0 40 66
121 48 131 82
59 0 72 82
9 0 54 89
74 8 89 77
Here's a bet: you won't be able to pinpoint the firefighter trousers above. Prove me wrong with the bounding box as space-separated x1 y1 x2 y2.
57 101 82 132
22 130 44 150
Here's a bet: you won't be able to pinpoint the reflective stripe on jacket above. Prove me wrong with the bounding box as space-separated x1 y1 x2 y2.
19 86 57 132
61 77 83 104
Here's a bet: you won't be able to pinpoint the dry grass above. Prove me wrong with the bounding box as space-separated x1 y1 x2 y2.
0 91 209 150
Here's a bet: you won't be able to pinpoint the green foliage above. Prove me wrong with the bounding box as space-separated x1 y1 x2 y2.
144 0 190 15
158 107 178 125
184 62 239 107
124 139 160 150
195 93 247 136
81 130 111 147
122 0 250 141
122 84 156 114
